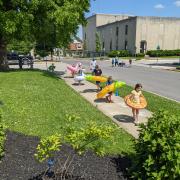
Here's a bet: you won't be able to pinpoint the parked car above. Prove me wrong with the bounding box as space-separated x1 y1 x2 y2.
7 53 34 65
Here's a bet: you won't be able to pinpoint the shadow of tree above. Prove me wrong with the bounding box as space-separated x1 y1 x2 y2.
147 63 179 67
113 114 134 124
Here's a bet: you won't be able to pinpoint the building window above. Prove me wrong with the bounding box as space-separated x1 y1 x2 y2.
116 27 119 36
124 40 128 50
125 25 128 35
110 40 112 51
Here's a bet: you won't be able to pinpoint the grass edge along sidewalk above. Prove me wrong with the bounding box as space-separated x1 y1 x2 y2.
0 70 134 155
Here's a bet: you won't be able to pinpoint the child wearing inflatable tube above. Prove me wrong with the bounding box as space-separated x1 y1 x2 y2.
105 76 113 103
132 84 144 124
125 83 147 125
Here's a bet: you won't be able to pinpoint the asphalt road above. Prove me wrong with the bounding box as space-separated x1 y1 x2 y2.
62 59 180 102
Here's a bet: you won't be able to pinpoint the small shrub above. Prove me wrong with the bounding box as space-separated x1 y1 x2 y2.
136 53 145 57
130 110 180 179
108 50 131 57
48 63 56 72
176 66 180 70
35 114 116 178
146 49 180 57
0 113 6 160
35 134 61 162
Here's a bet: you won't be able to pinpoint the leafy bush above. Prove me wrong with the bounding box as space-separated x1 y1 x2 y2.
35 134 61 162
146 49 180 57
108 50 131 57
48 63 56 72
176 66 180 70
0 113 6 160
131 110 180 179
35 114 116 178
136 53 145 57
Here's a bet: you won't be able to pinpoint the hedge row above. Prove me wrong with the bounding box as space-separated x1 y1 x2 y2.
108 49 180 57
146 49 180 57
108 50 131 57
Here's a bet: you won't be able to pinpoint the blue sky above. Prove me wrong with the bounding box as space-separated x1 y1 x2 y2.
77 0 180 38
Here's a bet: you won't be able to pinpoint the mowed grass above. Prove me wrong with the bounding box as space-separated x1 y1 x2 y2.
0 70 134 155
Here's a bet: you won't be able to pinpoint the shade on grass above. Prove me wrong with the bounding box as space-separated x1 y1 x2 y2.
0 70 134 155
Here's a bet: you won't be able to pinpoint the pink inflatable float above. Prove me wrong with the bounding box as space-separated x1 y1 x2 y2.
67 63 82 76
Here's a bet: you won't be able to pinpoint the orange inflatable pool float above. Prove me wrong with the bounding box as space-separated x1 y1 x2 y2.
124 94 147 109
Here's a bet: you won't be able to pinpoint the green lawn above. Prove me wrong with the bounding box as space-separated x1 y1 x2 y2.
0 70 134 155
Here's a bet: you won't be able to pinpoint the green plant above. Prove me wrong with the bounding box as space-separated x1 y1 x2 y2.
108 50 131 57
0 112 6 160
176 66 180 70
48 63 56 72
35 134 61 162
136 53 145 57
35 114 116 178
95 32 102 52
146 49 180 57
131 110 180 179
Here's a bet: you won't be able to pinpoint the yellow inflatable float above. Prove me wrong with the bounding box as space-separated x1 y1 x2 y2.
124 94 147 109
97 81 126 99
85 75 107 82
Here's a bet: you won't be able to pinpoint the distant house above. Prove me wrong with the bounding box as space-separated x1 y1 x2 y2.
69 37 83 51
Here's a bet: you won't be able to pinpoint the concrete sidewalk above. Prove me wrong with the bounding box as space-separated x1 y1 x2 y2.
34 62 152 139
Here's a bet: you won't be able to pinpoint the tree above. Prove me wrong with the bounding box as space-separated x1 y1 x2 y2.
0 0 90 69
7 39 34 55
95 32 101 52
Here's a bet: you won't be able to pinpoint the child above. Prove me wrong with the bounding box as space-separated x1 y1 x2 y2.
93 65 102 91
130 83 144 124
115 57 118 67
105 76 113 103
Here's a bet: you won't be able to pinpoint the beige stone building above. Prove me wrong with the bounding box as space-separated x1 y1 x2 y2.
83 14 180 54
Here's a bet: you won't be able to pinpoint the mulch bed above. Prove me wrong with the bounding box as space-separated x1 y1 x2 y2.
0 131 131 180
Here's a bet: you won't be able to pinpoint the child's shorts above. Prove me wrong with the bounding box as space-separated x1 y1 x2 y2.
96 81 100 85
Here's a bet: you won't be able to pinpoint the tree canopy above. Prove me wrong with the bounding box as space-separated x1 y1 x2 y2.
0 0 90 68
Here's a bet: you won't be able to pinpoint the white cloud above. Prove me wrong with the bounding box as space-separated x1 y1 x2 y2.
174 1 180 7
154 4 165 9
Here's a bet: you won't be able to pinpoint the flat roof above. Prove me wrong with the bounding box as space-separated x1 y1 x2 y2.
96 15 180 29
87 13 180 20
86 13 133 20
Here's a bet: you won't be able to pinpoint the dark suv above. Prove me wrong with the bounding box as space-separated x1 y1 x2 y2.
7 53 33 65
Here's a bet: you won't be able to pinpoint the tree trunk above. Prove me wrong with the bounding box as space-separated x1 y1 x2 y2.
50 49 53 61
0 38 9 71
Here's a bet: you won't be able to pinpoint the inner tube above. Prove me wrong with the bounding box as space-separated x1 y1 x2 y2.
124 94 147 109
